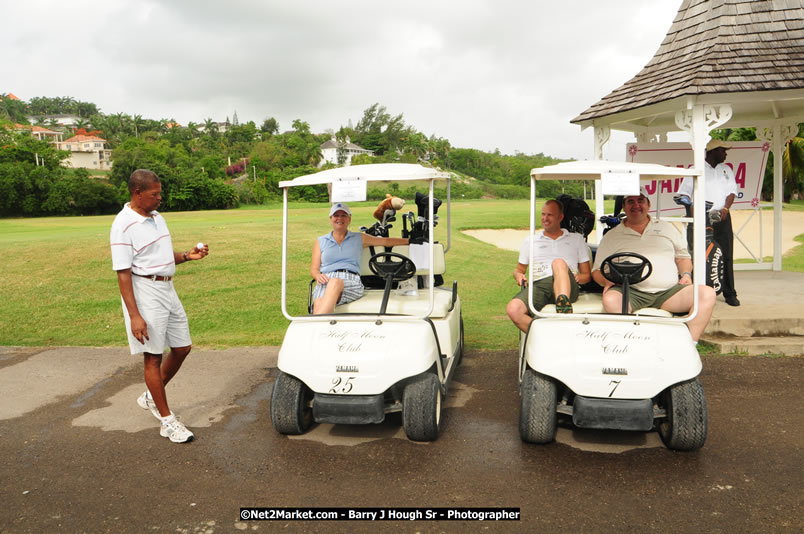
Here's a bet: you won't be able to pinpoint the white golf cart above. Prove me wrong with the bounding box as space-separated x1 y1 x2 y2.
518 160 709 451
272 163 463 441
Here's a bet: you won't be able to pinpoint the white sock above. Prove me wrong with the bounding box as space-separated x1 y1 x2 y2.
160 413 176 424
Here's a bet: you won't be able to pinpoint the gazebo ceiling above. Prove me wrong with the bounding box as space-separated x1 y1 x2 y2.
572 0 804 132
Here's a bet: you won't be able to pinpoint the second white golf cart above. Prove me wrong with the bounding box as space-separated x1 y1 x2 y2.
272 163 463 441
519 160 709 451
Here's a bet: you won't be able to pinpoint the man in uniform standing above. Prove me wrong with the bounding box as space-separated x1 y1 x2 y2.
679 139 740 306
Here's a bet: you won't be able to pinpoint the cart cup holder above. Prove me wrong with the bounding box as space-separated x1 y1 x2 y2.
368 252 417 314
600 253 652 315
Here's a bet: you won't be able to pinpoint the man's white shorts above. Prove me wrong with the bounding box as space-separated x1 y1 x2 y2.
122 276 192 355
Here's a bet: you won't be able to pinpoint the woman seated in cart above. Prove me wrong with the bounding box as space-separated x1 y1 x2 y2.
311 202 408 314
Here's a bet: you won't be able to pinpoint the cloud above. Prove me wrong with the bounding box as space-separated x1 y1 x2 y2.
2 0 682 159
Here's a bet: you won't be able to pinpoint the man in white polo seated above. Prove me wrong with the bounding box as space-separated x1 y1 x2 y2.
506 199 592 332
591 187 716 342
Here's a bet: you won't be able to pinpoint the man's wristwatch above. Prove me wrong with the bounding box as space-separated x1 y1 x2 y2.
681 271 692 278
183 252 189 262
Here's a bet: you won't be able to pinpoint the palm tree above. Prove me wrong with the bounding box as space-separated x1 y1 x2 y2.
132 114 145 138
203 118 218 136
72 117 90 133
782 124 804 201
186 121 200 138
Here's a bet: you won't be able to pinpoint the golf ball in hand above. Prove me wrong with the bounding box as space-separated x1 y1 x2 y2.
197 242 205 250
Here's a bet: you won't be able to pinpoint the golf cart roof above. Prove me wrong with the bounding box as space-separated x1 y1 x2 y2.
530 160 700 181
279 163 450 188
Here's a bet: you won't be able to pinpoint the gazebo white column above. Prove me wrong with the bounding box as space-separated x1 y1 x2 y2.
757 123 798 271
591 125 610 244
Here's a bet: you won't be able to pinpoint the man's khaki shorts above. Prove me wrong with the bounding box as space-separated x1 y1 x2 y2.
607 284 685 312
512 268 579 314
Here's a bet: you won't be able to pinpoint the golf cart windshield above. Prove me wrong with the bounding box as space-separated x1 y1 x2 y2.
279 163 452 322
529 160 704 325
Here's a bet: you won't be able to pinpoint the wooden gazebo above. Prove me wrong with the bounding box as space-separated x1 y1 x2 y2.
572 0 804 270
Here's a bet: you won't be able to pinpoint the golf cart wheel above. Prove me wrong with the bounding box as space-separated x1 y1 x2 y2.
658 378 708 451
271 372 313 435
402 373 442 441
519 368 557 444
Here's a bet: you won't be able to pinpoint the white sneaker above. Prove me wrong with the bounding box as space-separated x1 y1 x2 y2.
137 392 162 420
160 417 194 443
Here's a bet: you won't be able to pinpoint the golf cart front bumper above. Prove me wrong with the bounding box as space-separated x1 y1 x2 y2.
572 396 654 431
313 393 385 424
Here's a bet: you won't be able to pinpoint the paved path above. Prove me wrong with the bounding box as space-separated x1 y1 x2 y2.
0 346 801 533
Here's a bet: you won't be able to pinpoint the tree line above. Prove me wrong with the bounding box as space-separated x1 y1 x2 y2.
2 94 596 216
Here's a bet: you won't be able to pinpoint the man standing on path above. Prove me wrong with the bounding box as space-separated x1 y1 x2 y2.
679 138 740 306
506 199 592 332
110 169 209 443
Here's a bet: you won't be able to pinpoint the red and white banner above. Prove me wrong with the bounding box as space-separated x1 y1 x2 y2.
626 142 770 214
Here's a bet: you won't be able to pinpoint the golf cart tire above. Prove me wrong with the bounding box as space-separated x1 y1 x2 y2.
519 368 557 444
403 373 442 441
659 378 708 451
271 372 313 435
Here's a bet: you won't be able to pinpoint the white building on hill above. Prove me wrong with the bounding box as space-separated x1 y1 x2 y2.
57 134 113 170
319 136 373 167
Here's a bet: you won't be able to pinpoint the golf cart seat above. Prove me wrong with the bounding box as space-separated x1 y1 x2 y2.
335 286 455 317
540 293 672 317
334 244 453 317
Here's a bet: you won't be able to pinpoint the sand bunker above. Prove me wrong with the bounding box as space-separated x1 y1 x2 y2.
464 210 804 260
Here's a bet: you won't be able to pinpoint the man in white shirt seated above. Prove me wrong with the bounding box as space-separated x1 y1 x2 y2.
591 188 716 342
506 199 592 332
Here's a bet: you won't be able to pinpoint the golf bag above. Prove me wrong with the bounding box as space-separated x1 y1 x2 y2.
404 192 442 245
556 194 595 239
676 196 725 294
361 208 396 238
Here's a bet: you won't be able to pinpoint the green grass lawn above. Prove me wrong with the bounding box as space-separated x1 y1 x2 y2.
2 199 803 349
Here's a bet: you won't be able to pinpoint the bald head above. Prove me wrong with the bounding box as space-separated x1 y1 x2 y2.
128 169 160 194
544 199 564 214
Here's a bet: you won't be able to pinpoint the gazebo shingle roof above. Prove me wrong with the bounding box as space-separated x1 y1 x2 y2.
572 0 804 124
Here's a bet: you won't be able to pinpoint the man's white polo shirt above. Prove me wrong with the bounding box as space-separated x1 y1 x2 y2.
110 203 176 276
518 229 590 281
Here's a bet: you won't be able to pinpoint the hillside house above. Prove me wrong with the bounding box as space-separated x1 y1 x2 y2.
319 136 373 167
14 124 63 143
57 134 113 170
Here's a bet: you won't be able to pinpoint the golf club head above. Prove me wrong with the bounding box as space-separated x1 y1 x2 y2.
673 194 692 206
382 208 396 225
709 209 722 223
415 192 443 218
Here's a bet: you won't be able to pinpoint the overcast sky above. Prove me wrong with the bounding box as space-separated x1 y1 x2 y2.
3 0 682 160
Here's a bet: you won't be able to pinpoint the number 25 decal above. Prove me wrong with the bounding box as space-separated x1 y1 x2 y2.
329 376 355 394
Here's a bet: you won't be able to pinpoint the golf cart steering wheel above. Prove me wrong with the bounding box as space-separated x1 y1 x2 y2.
600 252 652 285
600 253 653 315
368 252 417 282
